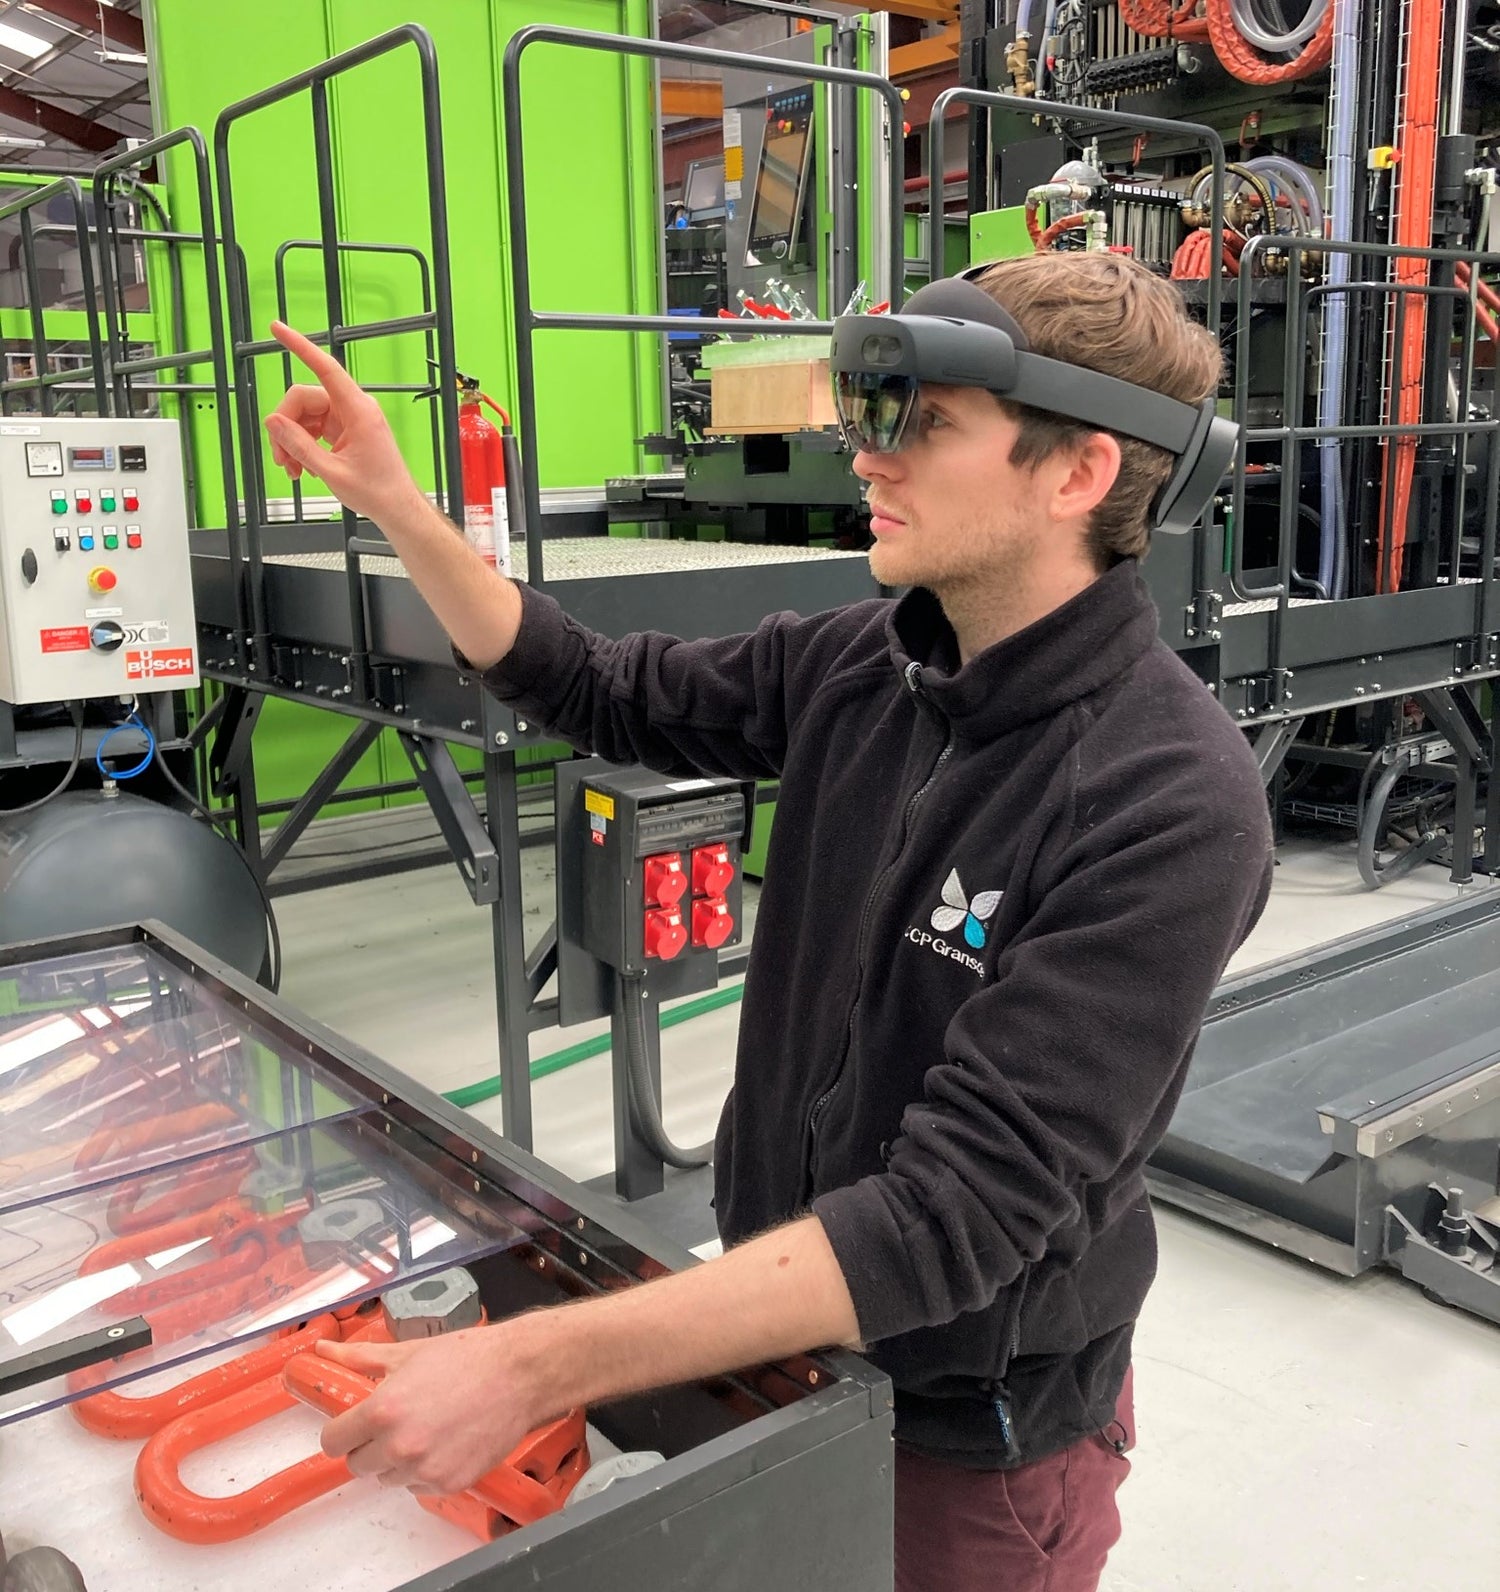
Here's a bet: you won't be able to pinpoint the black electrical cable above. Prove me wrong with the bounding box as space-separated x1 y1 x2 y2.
0 702 85 817
618 971 715 1170
152 745 283 994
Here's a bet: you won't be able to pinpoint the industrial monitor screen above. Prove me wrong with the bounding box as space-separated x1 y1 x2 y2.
749 123 810 248
682 156 725 216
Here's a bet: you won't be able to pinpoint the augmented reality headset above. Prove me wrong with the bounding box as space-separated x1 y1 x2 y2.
829 272 1239 537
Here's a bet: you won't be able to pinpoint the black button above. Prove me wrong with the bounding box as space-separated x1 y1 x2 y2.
20 548 37 585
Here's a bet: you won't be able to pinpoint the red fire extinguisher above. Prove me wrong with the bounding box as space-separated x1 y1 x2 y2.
456 370 513 572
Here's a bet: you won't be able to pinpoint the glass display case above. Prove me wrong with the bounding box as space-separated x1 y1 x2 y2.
0 922 892 1592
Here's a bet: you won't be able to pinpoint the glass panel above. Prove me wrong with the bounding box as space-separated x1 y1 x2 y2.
0 944 369 1213
0 1113 524 1425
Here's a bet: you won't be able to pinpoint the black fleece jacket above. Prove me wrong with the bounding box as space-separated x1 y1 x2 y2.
469 559 1274 1466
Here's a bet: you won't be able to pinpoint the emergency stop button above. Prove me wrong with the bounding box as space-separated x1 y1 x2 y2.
692 896 734 950
643 906 687 961
692 843 734 897
643 852 687 908
88 565 118 594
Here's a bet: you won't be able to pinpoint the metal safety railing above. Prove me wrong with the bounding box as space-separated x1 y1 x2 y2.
212 23 462 693
1228 232 1500 682
500 22 907 592
0 177 108 416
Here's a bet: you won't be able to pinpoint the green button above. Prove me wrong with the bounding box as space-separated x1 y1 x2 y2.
51 499 66 514
101 494 116 511
104 534 119 550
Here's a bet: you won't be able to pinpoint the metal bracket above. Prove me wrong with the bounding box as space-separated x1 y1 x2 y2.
207 686 265 799
1235 669 1291 719
1385 1196 1500 1324
397 732 499 905
1185 588 1223 642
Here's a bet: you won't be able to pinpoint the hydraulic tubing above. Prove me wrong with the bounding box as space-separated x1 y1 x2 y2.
1227 0 1330 51
1317 0 1361 598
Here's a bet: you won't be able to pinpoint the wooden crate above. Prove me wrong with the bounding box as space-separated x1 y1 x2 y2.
708 357 839 435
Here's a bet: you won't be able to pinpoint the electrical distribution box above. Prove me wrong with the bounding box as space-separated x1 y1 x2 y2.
0 417 198 706
578 767 748 975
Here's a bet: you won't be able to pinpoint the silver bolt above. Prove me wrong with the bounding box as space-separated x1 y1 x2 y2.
578 1251 589 1266
1209 629 1221 641
516 720 529 733
495 731 509 746
471 1150 479 1163
107 1325 126 1339
576 1217 586 1230
808 1369 820 1385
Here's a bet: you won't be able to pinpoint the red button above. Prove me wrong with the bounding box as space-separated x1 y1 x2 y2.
692 843 734 898
644 907 687 961
126 533 142 549
692 896 734 950
123 493 139 512
643 852 687 909
76 497 92 513
88 566 117 594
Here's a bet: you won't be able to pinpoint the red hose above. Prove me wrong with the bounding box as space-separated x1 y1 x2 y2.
1204 0 1335 82
1120 0 1210 42
1036 213 1092 251
1377 0 1443 593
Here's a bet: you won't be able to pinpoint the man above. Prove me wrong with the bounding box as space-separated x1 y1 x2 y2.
266 251 1272 1591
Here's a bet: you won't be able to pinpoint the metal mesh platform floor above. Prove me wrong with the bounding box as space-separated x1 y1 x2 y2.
264 537 870 582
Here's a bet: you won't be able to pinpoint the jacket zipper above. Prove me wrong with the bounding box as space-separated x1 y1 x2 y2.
806 663 955 1166
987 1277 1028 1463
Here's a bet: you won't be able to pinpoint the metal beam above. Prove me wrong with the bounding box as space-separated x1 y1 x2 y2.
859 1 960 20
0 82 123 150
661 78 723 119
23 0 146 53
891 19 960 75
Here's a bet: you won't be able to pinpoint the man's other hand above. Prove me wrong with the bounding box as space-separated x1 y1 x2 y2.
265 322 426 526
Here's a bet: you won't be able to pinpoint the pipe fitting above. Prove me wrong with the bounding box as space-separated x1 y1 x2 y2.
1006 35 1036 97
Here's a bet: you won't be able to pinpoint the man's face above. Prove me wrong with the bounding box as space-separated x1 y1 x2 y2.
850 384 1073 595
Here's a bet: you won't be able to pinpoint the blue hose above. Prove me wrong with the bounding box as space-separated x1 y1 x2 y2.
95 713 156 781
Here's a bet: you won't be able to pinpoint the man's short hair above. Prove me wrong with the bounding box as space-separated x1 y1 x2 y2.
967 252 1222 565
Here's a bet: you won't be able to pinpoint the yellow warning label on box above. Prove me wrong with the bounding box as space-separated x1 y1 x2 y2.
724 145 744 183
584 789 615 821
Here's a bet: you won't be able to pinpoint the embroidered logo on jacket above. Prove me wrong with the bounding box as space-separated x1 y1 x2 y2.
929 868 1002 950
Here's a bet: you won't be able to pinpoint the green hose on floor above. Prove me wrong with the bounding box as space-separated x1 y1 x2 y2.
441 980 746 1111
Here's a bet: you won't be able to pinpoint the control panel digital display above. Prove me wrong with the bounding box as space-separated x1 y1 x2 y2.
67 445 115 471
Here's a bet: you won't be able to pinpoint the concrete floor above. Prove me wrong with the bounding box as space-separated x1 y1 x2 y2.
274 822 1500 1591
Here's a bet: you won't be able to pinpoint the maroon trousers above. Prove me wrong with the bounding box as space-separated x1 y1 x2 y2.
893 1367 1135 1592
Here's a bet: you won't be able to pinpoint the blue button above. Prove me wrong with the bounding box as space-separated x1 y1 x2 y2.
79 536 94 551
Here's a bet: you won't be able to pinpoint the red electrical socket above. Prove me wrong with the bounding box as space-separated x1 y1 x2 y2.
643 852 687 908
643 907 687 961
691 896 734 950
691 843 734 898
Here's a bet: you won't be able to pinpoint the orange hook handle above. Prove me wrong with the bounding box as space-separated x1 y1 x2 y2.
134 1373 353 1544
281 1354 588 1532
73 1312 342 1440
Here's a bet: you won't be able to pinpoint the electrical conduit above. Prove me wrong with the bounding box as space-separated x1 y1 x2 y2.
1317 0 1361 598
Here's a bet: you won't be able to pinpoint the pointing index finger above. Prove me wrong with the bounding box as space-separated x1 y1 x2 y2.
271 320 363 399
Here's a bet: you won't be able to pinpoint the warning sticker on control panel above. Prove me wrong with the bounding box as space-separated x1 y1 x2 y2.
125 647 195 681
584 789 615 821
40 626 90 653
124 619 170 646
